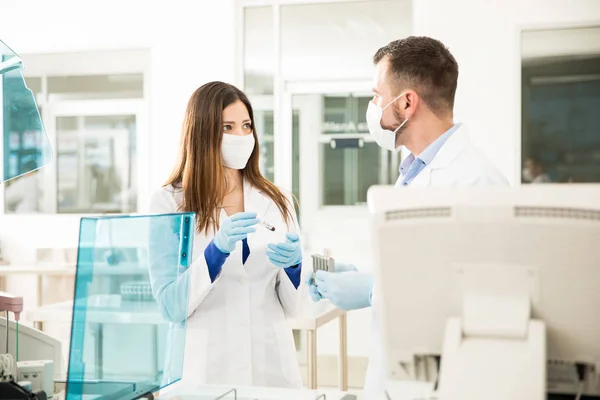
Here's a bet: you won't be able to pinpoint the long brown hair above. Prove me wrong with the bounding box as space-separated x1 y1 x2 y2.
165 81 295 234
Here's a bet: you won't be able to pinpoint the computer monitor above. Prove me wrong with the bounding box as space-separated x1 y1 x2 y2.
368 185 600 399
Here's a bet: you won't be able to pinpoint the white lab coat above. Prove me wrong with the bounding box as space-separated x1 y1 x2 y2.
364 124 509 399
149 180 309 388
4 172 41 212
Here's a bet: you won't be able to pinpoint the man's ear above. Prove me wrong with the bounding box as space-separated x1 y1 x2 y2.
403 90 419 116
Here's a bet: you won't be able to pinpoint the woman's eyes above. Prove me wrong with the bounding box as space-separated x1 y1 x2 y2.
222 123 252 131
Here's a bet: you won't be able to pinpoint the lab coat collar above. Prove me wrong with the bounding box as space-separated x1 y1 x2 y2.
409 124 470 186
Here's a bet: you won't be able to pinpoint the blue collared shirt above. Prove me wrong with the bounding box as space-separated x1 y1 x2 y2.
399 124 460 186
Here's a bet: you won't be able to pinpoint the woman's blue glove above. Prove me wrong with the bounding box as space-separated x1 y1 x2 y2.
306 262 357 302
266 232 302 268
213 212 259 253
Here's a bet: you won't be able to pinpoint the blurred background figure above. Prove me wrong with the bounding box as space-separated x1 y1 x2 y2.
522 156 551 184
4 160 42 212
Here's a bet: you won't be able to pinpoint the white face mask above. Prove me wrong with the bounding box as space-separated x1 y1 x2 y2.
366 92 408 152
221 133 255 169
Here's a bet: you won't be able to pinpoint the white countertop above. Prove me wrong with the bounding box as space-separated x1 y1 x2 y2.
0 263 151 276
157 383 351 400
155 381 434 400
26 295 345 330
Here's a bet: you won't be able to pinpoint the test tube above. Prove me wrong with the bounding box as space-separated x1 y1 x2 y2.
260 219 276 231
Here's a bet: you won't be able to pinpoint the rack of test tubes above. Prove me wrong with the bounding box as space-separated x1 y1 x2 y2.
310 248 335 278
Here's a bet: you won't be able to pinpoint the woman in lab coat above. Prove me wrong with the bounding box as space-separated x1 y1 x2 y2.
149 81 308 388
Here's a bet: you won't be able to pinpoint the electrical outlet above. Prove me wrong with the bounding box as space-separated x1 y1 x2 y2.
17 360 54 396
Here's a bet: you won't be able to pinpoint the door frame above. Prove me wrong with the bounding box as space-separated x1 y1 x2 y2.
42 98 146 214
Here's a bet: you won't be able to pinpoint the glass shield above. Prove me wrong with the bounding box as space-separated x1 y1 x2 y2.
66 213 195 400
1 39 52 183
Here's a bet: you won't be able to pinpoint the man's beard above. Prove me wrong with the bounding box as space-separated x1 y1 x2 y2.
381 107 408 147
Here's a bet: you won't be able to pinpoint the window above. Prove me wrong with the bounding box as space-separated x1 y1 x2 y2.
3 70 145 214
522 27 600 183
55 114 137 213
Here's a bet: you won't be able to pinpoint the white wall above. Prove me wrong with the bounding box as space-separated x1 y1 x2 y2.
245 0 413 82
522 26 600 60
412 0 600 185
0 0 236 316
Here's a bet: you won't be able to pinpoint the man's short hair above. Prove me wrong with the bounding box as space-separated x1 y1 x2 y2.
373 36 459 117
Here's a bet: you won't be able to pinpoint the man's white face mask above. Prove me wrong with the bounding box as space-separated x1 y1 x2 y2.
221 133 255 169
366 92 408 152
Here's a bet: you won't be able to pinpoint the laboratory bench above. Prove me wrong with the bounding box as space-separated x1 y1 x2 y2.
27 297 348 391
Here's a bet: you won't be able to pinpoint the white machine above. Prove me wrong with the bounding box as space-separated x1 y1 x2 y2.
368 185 600 400
0 317 63 395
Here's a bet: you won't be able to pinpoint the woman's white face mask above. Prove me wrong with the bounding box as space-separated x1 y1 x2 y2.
366 92 408 152
222 133 255 170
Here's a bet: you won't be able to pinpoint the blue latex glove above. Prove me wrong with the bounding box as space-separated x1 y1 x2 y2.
313 270 374 310
213 212 259 253
266 232 302 268
306 261 357 302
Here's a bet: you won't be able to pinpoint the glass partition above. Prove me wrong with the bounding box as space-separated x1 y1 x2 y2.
66 213 194 400
1 39 52 183
521 26 600 183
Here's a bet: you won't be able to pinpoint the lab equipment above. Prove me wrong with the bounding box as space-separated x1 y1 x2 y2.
306 249 335 300
0 292 51 399
0 379 47 400
0 291 23 322
310 251 335 277
1 39 52 183
0 318 62 380
16 360 53 396
266 232 302 268
61 213 193 400
368 184 600 400
259 219 276 231
0 292 23 365
213 211 259 253
120 281 154 301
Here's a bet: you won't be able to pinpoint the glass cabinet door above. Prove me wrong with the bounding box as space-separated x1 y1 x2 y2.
43 99 143 214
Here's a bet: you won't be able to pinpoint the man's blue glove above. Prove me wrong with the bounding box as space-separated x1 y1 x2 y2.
213 212 259 253
266 232 302 268
313 270 374 310
306 262 358 302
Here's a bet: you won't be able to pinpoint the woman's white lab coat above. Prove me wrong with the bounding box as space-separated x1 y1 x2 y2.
149 180 309 388
364 124 509 399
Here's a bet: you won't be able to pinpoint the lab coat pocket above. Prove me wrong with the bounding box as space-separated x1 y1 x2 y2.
181 326 208 383
273 321 302 388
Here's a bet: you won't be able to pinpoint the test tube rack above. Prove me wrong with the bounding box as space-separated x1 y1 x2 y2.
310 248 335 277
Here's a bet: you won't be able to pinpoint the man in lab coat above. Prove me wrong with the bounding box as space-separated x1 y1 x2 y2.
308 36 508 398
